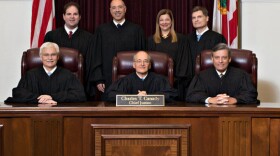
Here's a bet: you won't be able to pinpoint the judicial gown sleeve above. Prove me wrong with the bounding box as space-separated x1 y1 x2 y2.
5 72 41 103
50 73 87 103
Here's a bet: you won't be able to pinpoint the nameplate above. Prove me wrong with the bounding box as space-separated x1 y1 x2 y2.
116 95 165 106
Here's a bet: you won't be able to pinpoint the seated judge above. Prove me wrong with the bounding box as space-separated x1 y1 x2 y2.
5 42 86 104
106 51 177 102
185 43 258 105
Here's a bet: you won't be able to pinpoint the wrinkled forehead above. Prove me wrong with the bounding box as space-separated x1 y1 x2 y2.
134 52 149 60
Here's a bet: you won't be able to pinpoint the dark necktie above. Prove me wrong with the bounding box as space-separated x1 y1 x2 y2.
219 73 224 78
117 24 122 29
69 31 73 39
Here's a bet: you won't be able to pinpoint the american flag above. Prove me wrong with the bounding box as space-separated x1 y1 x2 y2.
30 0 56 48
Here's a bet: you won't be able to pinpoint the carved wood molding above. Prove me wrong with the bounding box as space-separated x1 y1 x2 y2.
92 124 190 156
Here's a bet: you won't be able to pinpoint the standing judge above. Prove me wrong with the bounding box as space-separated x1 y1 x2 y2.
5 42 86 104
106 51 177 102
44 2 95 99
186 43 258 105
93 0 146 98
187 6 226 73
148 9 193 101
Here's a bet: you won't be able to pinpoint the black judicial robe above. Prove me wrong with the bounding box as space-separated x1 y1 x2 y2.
187 30 226 72
92 21 146 91
106 72 178 102
5 66 86 104
148 33 193 101
44 27 95 97
186 67 258 104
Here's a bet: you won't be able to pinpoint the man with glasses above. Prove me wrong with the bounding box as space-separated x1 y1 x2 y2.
106 51 177 102
5 42 86 104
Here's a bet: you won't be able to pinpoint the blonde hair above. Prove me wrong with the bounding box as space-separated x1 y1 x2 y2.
153 9 177 43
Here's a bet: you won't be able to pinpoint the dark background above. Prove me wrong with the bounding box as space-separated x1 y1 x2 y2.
55 0 214 37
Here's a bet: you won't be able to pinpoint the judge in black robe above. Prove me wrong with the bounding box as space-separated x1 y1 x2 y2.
148 9 193 101
186 66 258 104
92 0 146 99
5 67 86 104
148 33 192 101
44 2 95 99
5 42 86 104
186 43 258 105
187 29 226 66
106 72 177 102
187 6 227 74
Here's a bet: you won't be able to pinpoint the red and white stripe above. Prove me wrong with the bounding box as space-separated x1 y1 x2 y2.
30 0 56 48
212 0 238 48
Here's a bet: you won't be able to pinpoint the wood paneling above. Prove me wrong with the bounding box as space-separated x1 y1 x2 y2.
252 118 270 156
270 119 280 156
32 117 63 156
91 124 190 156
219 117 251 156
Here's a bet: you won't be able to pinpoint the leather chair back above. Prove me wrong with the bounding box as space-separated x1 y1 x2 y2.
21 47 84 83
195 49 258 88
112 51 174 87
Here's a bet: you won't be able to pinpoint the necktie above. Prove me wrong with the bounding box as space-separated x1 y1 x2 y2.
197 34 201 41
117 24 122 29
69 31 73 39
219 73 224 78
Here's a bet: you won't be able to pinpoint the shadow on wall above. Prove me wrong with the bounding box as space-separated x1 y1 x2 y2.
258 80 279 102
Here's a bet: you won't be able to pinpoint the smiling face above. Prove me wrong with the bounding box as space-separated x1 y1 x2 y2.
191 10 208 30
212 49 231 73
159 14 172 32
110 0 126 23
63 5 81 29
40 46 59 71
133 51 151 77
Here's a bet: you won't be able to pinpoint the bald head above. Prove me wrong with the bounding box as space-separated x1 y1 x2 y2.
110 0 126 23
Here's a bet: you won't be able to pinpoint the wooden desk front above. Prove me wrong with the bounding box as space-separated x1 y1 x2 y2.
0 102 279 156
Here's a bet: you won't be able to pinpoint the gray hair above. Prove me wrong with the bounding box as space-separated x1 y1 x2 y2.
39 42 60 56
212 43 231 57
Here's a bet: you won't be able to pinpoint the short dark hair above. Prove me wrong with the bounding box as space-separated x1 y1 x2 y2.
192 6 208 16
212 43 231 57
63 2 80 15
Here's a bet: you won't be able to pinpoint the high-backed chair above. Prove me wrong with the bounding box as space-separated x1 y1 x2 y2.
21 47 84 83
195 49 258 88
112 51 174 87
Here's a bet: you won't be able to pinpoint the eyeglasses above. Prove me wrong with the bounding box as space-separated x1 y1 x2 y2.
42 53 58 57
134 60 150 64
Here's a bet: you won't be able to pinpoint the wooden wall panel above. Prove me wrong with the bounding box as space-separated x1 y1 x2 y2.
0 124 3 156
219 117 251 156
91 124 190 156
252 118 270 156
64 117 83 156
270 119 280 156
0 118 32 156
82 117 219 156
32 117 63 156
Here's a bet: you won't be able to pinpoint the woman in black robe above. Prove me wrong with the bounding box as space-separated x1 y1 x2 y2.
148 9 193 101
